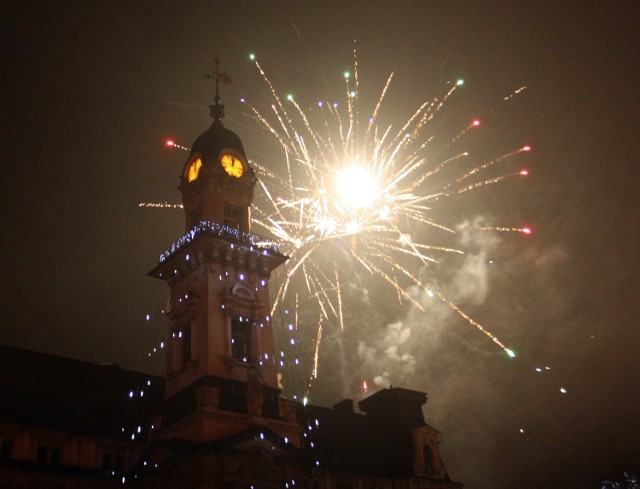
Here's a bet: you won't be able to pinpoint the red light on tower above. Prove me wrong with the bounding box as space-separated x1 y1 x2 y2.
522 145 531 152
520 169 529 176
472 119 480 127
166 139 175 147
522 227 532 235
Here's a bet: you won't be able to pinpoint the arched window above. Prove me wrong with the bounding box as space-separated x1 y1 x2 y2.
223 203 242 230
231 317 250 362
423 444 434 474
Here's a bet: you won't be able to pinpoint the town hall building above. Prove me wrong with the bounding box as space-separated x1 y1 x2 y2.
0 69 463 489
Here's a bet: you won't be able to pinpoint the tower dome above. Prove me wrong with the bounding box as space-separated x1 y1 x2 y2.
190 119 246 161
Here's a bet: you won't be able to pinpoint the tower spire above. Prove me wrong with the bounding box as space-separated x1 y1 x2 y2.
206 57 228 122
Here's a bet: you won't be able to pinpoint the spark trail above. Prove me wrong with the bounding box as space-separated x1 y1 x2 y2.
139 202 183 209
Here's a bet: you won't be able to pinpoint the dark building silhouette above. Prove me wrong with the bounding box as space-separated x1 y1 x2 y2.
0 72 462 489
0 344 163 487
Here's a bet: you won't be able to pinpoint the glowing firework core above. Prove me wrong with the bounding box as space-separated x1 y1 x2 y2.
336 166 378 209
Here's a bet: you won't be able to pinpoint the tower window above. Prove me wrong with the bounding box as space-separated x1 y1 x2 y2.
224 204 243 230
231 317 250 362
182 322 192 367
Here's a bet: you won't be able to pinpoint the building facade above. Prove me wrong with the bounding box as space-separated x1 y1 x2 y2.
0 345 163 487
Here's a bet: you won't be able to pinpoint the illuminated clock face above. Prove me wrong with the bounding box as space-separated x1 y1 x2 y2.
186 157 202 182
220 153 244 178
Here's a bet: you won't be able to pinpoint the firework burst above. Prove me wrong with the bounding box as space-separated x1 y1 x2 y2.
242 53 530 361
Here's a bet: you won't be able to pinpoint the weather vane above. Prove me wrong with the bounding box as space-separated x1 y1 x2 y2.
205 57 233 122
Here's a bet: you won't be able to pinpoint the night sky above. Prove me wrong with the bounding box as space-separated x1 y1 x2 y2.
3 2 639 488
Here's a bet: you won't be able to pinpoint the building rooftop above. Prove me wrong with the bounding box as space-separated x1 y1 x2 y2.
0 345 163 440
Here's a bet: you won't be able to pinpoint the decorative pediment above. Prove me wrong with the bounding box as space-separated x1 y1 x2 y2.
231 283 255 301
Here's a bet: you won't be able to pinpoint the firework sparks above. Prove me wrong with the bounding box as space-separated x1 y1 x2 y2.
165 139 191 152
461 224 532 235
504 85 527 101
311 315 323 381
243 54 530 357
139 202 183 209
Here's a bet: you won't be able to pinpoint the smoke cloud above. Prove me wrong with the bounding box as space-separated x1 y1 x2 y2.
327 215 574 486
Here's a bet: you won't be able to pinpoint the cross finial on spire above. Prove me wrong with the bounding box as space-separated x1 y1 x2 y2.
205 57 233 122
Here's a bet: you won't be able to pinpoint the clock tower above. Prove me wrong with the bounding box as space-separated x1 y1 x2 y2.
147 66 300 446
